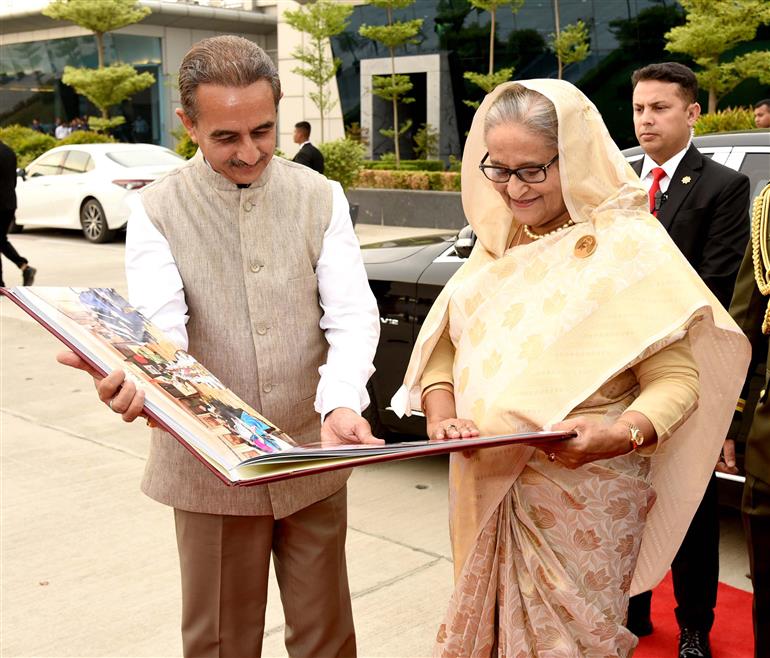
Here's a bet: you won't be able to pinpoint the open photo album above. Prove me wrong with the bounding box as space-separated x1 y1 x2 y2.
1 287 573 486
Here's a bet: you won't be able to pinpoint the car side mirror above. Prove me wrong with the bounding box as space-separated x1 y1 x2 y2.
16 167 26 181
454 225 476 259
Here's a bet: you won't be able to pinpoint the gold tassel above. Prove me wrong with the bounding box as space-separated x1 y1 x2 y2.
750 183 770 335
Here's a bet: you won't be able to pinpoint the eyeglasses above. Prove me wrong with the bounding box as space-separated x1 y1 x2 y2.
478 152 559 184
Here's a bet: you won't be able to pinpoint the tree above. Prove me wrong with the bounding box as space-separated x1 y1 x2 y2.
413 123 439 159
359 0 423 167
462 0 523 109
43 0 154 132
664 0 770 113
283 0 354 143
470 0 523 74
549 18 591 80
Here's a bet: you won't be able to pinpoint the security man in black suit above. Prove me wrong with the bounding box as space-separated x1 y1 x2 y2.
292 121 324 174
627 62 751 658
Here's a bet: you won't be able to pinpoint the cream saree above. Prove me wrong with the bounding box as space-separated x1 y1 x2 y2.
390 80 750 656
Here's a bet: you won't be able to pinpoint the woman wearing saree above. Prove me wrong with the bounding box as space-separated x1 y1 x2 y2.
390 80 750 656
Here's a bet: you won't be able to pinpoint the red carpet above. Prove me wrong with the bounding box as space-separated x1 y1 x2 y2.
634 571 754 657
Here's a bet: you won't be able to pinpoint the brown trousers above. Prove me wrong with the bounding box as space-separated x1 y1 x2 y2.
174 486 355 658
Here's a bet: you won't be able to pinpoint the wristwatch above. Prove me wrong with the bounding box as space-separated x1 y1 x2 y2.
619 420 644 451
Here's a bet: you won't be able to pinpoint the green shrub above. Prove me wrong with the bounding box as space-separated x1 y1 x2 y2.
427 171 462 192
694 107 755 135
354 169 460 191
361 158 444 171
173 130 198 159
0 125 56 168
318 138 365 191
58 130 116 145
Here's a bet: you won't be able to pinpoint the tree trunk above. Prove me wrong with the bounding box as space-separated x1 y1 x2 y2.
553 0 561 79
489 9 496 75
96 31 105 69
392 85 400 167
708 88 717 114
317 36 325 143
386 8 400 168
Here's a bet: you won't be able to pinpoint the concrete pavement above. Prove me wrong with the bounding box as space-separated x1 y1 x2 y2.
1 226 751 657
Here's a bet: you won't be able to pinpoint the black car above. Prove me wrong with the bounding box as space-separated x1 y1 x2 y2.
362 130 770 452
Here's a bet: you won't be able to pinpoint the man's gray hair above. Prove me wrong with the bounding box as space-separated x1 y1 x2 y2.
179 35 281 121
484 84 558 150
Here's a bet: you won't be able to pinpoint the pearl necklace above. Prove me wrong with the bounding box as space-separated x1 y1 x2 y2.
523 219 575 241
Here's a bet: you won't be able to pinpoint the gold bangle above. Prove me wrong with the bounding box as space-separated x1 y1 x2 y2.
617 419 644 450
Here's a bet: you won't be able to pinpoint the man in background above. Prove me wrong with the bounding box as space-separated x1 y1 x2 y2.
292 120 325 174
628 61 751 658
755 99 770 129
54 117 71 140
0 140 36 287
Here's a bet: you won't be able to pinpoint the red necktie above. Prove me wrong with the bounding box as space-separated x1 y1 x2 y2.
648 167 666 216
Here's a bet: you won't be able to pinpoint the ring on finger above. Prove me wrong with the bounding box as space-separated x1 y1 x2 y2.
446 423 458 432
548 452 557 462
108 399 116 412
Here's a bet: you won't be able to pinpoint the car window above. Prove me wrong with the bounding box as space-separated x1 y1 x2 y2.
26 151 67 177
105 149 184 167
61 150 93 174
740 153 770 198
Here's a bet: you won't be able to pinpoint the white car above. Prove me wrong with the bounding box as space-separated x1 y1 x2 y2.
14 143 186 243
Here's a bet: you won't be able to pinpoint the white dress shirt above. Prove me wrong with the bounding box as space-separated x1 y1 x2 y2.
638 142 690 194
125 176 380 419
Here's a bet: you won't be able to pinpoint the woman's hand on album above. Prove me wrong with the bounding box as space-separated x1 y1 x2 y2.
57 350 149 424
537 416 636 469
428 417 480 442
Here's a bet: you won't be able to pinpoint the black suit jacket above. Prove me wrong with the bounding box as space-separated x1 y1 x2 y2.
0 140 17 211
632 144 750 308
292 142 325 174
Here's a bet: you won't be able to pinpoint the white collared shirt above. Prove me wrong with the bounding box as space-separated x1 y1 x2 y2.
125 176 380 419
639 142 691 194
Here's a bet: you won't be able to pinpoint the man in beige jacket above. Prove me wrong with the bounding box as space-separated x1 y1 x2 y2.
60 36 381 658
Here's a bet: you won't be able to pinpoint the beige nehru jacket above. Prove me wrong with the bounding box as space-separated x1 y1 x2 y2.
138 152 349 518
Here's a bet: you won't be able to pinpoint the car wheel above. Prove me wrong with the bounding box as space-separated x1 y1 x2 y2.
80 198 116 243
7 217 22 234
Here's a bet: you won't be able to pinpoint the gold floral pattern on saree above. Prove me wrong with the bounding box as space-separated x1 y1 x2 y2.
434 457 654 658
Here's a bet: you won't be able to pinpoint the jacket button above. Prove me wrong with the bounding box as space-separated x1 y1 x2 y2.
262 383 273 393
243 201 254 212
250 262 262 273
256 324 268 335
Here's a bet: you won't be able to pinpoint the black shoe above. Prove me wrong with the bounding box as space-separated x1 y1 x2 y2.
22 266 36 286
626 591 653 637
678 627 712 658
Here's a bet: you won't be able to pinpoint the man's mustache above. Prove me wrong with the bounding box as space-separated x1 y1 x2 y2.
227 156 265 168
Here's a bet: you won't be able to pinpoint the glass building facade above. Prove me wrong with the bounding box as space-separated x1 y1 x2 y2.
0 33 163 143
332 0 770 154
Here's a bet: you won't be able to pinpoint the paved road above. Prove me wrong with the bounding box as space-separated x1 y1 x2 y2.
0 227 750 657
